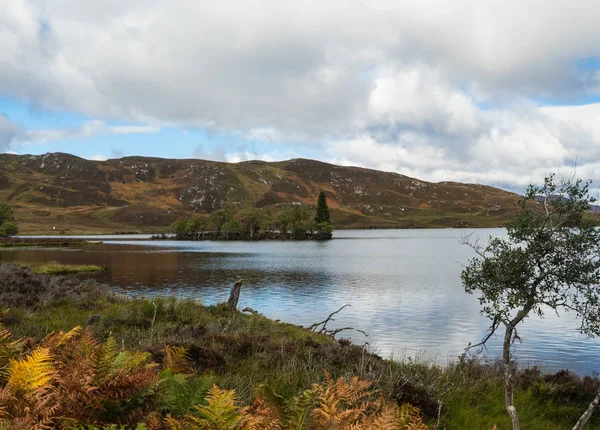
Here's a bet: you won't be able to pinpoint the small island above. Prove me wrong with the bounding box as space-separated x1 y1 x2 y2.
167 191 334 241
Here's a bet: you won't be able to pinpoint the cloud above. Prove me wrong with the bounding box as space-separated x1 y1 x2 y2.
325 65 600 192
3 0 600 190
194 145 227 162
0 113 25 151
6 0 600 137
27 120 159 144
0 113 159 152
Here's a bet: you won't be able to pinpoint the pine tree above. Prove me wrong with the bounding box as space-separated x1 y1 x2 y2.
315 191 330 224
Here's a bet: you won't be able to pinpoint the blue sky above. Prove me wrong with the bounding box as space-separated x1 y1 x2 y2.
0 98 274 160
3 0 600 193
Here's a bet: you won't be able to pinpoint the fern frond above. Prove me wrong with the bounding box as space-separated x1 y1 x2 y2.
164 415 185 430
311 373 375 428
0 324 24 371
240 396 282 430
364 405 401 429
162 345 190 373
95 337 119 382
57 326 83 346
187 385 242 429
396 403 423 427
256 384 314 429
6 347 54 393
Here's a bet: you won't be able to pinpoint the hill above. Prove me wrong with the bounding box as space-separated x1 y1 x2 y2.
0 152 521 234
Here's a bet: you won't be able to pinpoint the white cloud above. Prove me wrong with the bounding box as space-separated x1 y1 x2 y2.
5 0 600 135
27 120 159 144
0 114 159 151
3 0 600 190
324 68 600 191
0 113 25 151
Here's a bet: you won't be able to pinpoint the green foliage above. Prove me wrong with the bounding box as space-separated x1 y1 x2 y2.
0 204 18 237
210 203 238 234
171 202 333 240
1 222 18 237
462 175 600 334
283 205 312 239
313 192 333 239
159 371 214 417
3 263 599 429
186 215 209 234
461 174 600 427
221 218 242 239
235 208 264 238
0 203 14 225
186 385 245 429
18 261 104 275
314 191 331 224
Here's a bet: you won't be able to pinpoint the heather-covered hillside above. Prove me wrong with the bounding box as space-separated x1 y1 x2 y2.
0 153 520 234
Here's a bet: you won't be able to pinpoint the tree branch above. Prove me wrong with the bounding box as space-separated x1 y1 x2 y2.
466 316 503 353
307 304 351 332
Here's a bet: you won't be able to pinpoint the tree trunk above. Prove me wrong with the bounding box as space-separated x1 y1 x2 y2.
227 279 243 310
504 325 520 430
573 388 600 430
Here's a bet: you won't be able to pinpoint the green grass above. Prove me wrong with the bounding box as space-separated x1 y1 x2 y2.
18 261 105 275
0 238 100 247
0 264 598 428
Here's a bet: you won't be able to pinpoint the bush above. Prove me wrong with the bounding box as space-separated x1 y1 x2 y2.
1 221 19 237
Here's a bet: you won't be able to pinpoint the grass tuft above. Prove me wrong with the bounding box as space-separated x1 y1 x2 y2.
18 261 105 275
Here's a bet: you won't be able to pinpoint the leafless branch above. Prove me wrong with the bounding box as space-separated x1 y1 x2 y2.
466 316 502 353
242 307 262 316
328 327 369 338
460 232 486 258
307 304 368 339
308 304 351 332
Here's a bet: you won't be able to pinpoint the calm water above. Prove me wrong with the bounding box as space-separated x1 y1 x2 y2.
3 229 600 374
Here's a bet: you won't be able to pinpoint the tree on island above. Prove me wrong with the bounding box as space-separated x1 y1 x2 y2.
236 208 263 238
314 191 333 239
461 174 600 430
0 203 19 237
170 198 333 240
315 191 331 224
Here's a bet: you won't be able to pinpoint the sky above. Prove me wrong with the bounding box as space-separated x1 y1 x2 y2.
2 0 600 193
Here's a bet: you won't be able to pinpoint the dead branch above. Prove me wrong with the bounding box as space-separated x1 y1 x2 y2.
465 316 502 353
329 327 369 338
242 307 262 317
307 304 368 339
460 232 487 258
307 304 351 331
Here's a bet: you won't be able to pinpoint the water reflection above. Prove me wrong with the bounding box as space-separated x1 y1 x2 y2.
4 229 600 375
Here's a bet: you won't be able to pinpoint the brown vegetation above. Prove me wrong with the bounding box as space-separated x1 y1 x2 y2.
0 152 522 234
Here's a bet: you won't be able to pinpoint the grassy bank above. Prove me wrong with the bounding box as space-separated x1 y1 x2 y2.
0 263 597 429
16 261 106 275
0 237 99 248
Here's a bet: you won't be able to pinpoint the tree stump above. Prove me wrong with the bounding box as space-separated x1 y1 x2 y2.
227 279 244 310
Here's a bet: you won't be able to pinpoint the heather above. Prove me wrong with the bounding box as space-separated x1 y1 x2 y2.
0 263 598 428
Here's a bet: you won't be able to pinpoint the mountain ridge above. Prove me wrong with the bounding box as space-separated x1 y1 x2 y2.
0 152 521 234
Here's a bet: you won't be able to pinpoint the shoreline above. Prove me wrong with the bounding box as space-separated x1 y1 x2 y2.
0 263 598 428
0 237 101 247
13 225 509 239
